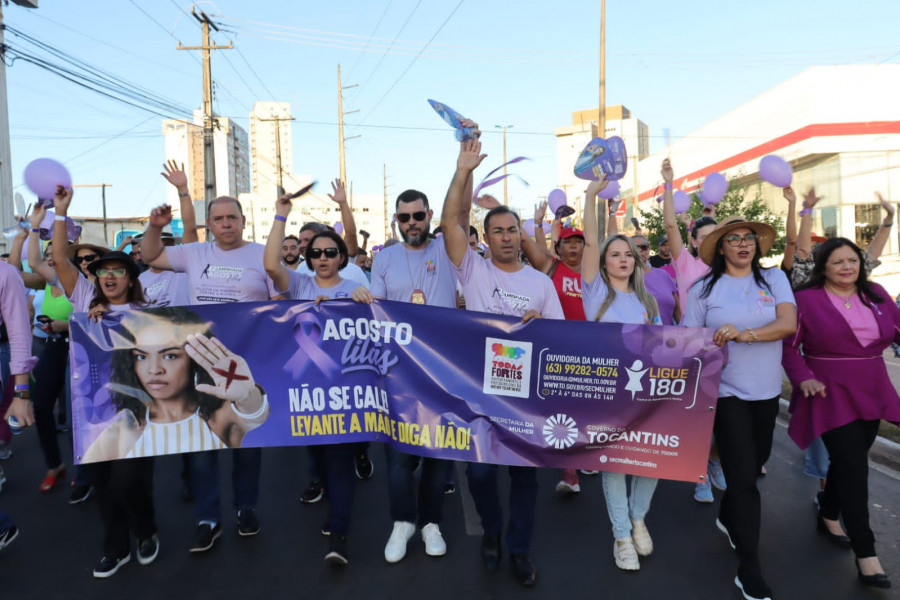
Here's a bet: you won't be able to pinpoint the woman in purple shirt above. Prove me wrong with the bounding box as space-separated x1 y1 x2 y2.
783 238 899 589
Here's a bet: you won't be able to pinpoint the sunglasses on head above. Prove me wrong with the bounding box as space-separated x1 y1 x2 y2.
636 244 650 251
96 267 127 277
396 211 427 224
74 254 98 264
309 247 340 259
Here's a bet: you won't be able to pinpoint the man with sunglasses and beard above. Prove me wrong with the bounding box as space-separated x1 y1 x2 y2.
369 119 481 565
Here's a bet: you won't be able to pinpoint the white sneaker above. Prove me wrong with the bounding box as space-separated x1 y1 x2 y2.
630 519 653 556
384 521 415 563
613 537 640 571
555 480 581 493
421 523 447 557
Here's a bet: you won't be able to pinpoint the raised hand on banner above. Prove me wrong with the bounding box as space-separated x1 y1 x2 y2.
351 285 374 304
149 204 173 228
88 305 111 322
521 309 542 324
185 333 261 410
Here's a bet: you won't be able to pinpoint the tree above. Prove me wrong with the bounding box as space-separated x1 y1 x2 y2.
636 181 786 256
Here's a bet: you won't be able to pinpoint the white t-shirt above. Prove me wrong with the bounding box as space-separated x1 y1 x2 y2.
454 249 563 319
166 241 280 305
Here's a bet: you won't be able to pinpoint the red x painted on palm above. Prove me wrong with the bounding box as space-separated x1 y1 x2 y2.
211 359 249 390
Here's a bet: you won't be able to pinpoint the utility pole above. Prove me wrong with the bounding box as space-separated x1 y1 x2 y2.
178 7 232 218
258 113 295 196
337 65 360 206
72 183 112 244
0 2 39 252
495 125 513 205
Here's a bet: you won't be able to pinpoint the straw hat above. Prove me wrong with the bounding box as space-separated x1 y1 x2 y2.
67 236 110 260
698 216 777 266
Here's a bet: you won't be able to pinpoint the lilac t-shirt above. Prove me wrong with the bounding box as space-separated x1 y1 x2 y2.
287 271 361 301
454 249 563 319
69 275 136 314
139 270 191 308
582 275 658 325
644 267 678 325
166 241 279 305
673 250 710 317
684 268 795 400
370 238 457 308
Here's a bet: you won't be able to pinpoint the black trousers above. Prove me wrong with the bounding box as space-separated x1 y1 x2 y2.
820 419 880 558
713 395 779 570
33 337 69 470
89 457 156 558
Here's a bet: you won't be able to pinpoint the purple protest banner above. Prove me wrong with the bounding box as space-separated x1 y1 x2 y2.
69 300 725 483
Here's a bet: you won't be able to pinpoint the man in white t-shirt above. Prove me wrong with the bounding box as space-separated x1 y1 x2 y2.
441 138 563 588
141 196 281 553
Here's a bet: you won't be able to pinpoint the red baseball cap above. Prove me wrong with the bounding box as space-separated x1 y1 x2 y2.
559 227 585 240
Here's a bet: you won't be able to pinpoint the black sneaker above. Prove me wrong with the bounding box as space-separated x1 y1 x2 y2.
189 523 222 553
136 534 159 566
93 554 131 578
69 484 94 505
511 554 537 587
735 565 774 600
237 509 260 537
0 525 19 552
443 482 456 495
300 480 325 504
325 535 349 566
321 521 331 537
355 452 374 480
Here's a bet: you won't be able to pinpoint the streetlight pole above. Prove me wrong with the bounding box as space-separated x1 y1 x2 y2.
495 125 513 205
72 183 112 244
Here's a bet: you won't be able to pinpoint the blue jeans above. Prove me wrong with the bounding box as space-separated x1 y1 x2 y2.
804 436 830 479
466 463 537 555
189 448 261 522
384 446 446 526
0 509 12 532
601 472 658 539
315 443 363 535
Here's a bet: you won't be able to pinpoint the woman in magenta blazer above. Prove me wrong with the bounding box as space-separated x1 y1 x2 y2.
783 237 900 589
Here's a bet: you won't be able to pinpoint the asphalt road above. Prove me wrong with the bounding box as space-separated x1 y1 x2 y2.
0 417 898 600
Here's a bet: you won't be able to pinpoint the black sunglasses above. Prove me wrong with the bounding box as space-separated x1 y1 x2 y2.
74 254 98 264
636 244 650 251
309 247 340 259
396 211 427 223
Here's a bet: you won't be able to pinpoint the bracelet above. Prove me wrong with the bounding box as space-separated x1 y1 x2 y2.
14 384 29 391
746 328 759 345
798 208 812 216
882 222 893 228
664 183 673 191
178 191 190 198
54 215 67 222
274 215 287 222
31 228 40 233
13 390 30 400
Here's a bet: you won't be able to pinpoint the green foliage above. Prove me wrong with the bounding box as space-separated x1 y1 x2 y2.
637 183 786 256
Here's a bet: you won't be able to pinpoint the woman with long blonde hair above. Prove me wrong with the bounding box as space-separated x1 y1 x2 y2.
581 177 660 572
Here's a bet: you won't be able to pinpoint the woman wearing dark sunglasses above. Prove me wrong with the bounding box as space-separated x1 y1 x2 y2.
51 186 159 578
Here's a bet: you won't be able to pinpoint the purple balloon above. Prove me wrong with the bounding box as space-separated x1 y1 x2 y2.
673 190 692 214
547 189 567 214
522 218 535 237
759 155 792 188
24 158 72 201
542 221 552 234
599 179 620 200
656 194 664 203
701 172 728 205
333 222 344 235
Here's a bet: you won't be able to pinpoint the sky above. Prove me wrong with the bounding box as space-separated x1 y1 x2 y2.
4 0 899 235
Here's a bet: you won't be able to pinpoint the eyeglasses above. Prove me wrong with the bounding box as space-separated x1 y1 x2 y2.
396 211 427 223
96 268 127 277
308 247 340 259
635 244 650 251
724 233 758 247
74 254 98 264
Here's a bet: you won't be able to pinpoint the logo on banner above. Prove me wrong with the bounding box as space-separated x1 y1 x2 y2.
483 337 532 398
542 414 578 449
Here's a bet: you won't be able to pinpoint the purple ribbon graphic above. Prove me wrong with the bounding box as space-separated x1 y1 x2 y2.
472 156 530 200
284 312 340 379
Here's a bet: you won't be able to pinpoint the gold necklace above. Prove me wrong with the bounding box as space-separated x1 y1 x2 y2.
825 283 856 309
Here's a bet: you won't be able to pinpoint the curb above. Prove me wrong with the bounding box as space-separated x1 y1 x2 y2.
778 398 900 475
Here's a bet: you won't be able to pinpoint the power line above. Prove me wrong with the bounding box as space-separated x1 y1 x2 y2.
353 0 421 96
234 45 276 100
347 0 393 77
360 0 464 124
